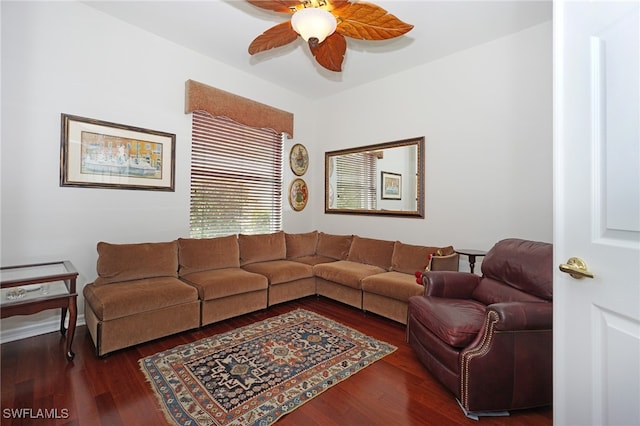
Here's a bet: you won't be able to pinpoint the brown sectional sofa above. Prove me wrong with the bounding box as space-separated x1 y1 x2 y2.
362 241 460 323
83 230 458 356
177 235 269 326
239 232 316 308
315 236 394 310
83 241 200 357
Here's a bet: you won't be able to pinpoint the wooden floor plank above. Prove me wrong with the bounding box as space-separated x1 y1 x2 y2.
1 297 552 425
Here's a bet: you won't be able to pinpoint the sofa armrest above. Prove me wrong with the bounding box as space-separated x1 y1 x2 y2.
430 253 460 271
489 302 553 331
422 271 480 298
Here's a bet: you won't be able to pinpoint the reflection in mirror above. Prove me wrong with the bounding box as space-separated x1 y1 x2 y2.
325 137 424 217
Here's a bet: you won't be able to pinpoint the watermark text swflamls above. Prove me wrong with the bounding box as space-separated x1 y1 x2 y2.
2 408 70 419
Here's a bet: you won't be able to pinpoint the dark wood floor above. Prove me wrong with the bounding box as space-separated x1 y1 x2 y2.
1 297 552 425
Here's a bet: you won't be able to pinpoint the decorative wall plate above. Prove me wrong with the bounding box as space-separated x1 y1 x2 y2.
289 178 308 211
289 143 309 176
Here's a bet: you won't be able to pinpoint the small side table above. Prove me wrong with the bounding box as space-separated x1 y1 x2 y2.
455 249 487 274
0 261 78 360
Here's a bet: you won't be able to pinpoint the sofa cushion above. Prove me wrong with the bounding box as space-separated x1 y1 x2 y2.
242 260 313 285
291 255 338 266
361 271 424 302
94 241 178 285
316 232 352 260
347 236 395 270
83 277 198 321
285 231 318 259
313 260 385 289
178 235 239 276
391 242 455 275
409 296 487 348
238 231 286 266
180 268 268 300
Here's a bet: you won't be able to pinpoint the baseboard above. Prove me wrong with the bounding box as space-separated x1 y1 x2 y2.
0 314 86 344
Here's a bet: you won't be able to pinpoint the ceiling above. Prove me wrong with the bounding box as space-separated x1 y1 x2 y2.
83 0 552 99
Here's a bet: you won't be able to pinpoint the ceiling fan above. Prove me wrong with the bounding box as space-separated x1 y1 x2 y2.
247 0 414 72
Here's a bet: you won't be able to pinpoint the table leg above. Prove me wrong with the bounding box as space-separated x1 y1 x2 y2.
65 297 77 361
60 307 68 336
468 255 477 274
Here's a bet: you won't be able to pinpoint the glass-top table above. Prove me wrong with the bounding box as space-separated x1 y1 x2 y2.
1 261 79 360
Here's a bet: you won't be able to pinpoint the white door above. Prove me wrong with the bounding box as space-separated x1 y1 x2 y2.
554 1 640 425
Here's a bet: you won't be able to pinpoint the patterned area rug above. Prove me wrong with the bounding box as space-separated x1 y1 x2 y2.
139 309 396 426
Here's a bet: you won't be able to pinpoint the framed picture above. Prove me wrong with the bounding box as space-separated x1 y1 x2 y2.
289 178 308 211
289 143 309 176
60 114 176 191
381 171 402 200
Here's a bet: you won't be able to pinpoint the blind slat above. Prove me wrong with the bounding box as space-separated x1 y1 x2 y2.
335 152 377 209
190 112 283 237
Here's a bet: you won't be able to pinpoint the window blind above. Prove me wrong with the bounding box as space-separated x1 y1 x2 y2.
335 152 377 210
190 111 283 238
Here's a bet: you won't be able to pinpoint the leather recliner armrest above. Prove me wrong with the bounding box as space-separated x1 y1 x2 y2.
422 271 480 298
459 301 553 412
489 301 553 331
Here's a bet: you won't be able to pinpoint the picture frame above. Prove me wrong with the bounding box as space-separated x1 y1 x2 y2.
60 113 176 191
288 178 308 211
381 171 402 200
289 143 309 176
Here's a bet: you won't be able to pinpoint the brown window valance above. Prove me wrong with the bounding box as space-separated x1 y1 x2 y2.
185 79 293 138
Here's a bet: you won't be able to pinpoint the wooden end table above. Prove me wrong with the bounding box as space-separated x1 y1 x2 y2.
455 249 487 274
0 261 79 360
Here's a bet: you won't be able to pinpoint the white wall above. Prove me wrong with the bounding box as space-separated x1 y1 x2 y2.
0 1 552 342
0 1 312 341
310 22 553 252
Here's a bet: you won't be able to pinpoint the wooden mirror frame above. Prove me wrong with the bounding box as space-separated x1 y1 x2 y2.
325 136 425 218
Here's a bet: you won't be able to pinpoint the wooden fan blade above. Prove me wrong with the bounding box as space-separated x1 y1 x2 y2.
249 22 299 55
326 0 350 10
246 0 300 13
309 32 346 72
333 2 413 40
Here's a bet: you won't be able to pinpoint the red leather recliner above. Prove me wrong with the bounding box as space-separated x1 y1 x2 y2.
407 238 553 415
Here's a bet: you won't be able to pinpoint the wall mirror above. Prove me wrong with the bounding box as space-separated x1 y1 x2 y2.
325 136 424 218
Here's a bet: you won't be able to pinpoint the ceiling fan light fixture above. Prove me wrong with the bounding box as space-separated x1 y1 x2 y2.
291 7 337 45
247 0 414 72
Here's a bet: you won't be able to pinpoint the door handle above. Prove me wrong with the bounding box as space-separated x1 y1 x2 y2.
559 257 595 279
